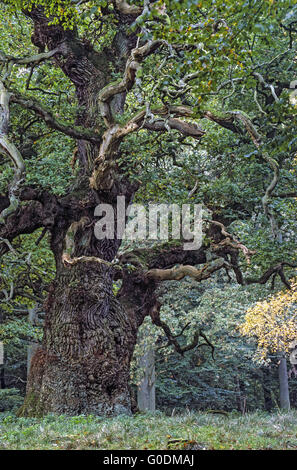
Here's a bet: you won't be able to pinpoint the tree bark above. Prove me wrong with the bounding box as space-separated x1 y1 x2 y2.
21 255 138 416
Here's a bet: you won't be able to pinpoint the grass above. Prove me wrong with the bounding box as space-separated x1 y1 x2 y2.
1 409 297 450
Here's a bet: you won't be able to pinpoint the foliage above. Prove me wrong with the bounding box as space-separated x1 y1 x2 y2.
0 388 23 412
133 273 289 411
240 277 297 362
0 230 53 391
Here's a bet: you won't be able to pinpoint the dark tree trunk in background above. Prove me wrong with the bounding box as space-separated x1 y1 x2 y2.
262 367 273 412
278 355 290 411
235 374 246 413
0 368 5 389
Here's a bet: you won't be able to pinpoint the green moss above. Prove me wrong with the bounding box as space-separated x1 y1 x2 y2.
17 391 46 418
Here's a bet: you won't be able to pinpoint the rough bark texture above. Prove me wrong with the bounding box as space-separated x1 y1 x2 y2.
20 262 137 416
17 190 141 414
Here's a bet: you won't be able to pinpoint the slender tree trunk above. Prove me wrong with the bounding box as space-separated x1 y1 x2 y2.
137 333 156 412
278 355 290 411
261 367 273 412
0 368 5 389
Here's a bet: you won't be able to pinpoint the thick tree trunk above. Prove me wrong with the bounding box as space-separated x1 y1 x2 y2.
16 6 145 417
20 250 138 416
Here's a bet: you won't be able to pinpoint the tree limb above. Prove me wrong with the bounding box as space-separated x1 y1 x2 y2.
10 92 102 143
0 81 25 224
0 48 59 66
98 40 163 126
209 220 256 264
89 105 205 190
0 200 45 257
203 111 242 134
150 301 214 356
145 257 227 282
245 262 297 289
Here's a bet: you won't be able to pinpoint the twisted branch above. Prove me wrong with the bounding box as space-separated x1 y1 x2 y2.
226 110 280 238
150 301 215 356
210 220 256 264
89 105 205 190
98 40 163 126
145 257 227 282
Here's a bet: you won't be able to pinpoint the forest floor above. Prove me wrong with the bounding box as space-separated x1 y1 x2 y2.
1 409 297 450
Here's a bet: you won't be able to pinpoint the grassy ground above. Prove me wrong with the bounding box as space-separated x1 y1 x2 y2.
1 410 297 450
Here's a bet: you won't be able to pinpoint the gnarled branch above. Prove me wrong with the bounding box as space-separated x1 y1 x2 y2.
209 220 256 264
145 257 227 282
150 301 215 356
10 92 101 143
98 40 163 126
89 105 205 190
0 48 59 67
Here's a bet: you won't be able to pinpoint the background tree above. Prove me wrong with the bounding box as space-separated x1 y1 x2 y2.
240 277 297 410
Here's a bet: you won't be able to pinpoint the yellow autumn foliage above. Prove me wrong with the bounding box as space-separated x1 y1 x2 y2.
240 278 297 361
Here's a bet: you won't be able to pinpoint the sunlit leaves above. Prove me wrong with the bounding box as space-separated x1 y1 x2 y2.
2 0 78 29
240 278 297 362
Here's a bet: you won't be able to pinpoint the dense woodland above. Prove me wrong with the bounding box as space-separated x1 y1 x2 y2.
0 0 297 428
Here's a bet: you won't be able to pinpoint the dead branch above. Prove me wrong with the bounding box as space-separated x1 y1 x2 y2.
209 220 256 264
145 257 227 282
